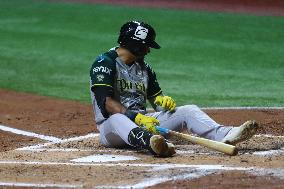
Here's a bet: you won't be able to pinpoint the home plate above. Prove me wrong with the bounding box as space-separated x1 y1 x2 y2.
71 154 140 163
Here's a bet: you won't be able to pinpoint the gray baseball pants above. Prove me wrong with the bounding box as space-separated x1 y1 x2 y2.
97 105 232 148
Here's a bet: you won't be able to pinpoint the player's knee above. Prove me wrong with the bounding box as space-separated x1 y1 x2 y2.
108 113 126 124
108 113 136 126
109 113 123 118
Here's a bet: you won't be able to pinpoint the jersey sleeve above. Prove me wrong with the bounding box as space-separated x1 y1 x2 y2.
90 54 116 91
145 63 162 99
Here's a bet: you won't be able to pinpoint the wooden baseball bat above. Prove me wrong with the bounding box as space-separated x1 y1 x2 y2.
156 126 238 156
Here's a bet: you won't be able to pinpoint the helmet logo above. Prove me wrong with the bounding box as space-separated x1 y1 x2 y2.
133 26 148 41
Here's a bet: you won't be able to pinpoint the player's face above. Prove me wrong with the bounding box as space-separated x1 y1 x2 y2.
138 46 150 58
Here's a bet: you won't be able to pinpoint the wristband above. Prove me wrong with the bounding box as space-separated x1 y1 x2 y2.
124 110 138 122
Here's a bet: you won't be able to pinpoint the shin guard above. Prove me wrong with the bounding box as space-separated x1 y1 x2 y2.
128 127 152 151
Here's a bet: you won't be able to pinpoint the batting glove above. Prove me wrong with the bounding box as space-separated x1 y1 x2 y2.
154 96 176 112
134 113 159 134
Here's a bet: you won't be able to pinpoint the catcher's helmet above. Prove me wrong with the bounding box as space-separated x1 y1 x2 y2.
118 21 160 56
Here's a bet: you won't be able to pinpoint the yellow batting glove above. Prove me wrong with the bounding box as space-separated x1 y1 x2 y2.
154 96 176 112
134 113 159 134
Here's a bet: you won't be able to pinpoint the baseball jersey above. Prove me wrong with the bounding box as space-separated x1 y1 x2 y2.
90 48 162 124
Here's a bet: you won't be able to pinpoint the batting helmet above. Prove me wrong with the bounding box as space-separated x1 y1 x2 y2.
117 21 160 56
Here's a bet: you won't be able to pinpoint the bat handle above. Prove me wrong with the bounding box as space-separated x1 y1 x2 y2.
156 126 170 134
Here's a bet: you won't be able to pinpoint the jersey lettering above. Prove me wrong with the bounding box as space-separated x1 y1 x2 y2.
117 78 146 93
93 66 112 75
135 82 146 92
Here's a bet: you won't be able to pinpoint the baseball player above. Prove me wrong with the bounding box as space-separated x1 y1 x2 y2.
89 21 258 157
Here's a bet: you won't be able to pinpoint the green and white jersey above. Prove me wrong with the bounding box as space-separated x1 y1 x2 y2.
90 48 162 124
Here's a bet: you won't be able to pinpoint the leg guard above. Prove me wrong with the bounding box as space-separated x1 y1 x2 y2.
128 127 176 157
128 127 153 151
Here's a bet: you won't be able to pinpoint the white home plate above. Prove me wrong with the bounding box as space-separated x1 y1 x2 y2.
71 154 140 163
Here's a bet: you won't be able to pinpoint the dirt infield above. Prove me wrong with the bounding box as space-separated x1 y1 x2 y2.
0 89 283 188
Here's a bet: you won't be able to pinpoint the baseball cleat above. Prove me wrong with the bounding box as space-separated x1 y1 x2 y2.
222 120 259 145
166 142 176 156
150 135 176 157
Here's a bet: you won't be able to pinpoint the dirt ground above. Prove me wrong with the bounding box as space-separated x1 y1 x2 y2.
0 89 283 151
0 89 283 188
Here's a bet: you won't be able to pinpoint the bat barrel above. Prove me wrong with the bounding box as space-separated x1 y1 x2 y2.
169 130 238 156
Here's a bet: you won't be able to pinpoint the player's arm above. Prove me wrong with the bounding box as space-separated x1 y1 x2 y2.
145 63 162 111
95 88 159 133
92 85 126 116
90 55 126 117
148 96 162 111
145 64 176 112
153 95 176 112
148 94 176 112
105 97 126 115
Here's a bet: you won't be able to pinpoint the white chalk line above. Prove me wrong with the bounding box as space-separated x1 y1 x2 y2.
251 135 284 156
97 166 284 189
0 161 253 170
17 132 100 150
14 147 243 156
71 154 140 163
16 133 283 156
16 148 199 155
1 124 283 188
7 122 282 157
17 147 284 157
0 161 244 189
1 117 283 152
255 134 284 138
249 168 284 180
252 147 284 156
0 123 281 158
16 148 94 152
0 124 61 142
2 160 283 188
0 124 99 151
0 107 282 189
17 148 134 153
96 170 217 189
0 182 81 188
14 133 284 152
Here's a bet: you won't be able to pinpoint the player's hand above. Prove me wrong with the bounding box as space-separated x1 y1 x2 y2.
134 113 159 134
154 96 176 112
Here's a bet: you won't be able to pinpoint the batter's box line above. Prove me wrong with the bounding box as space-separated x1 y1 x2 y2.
0 124 100 151
16 132 100 151
254 134 284 138
0 124 61 142
16 147 205 155
0 181 82 188
0 160 254 170
2 161 282 188
95 169 217 189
